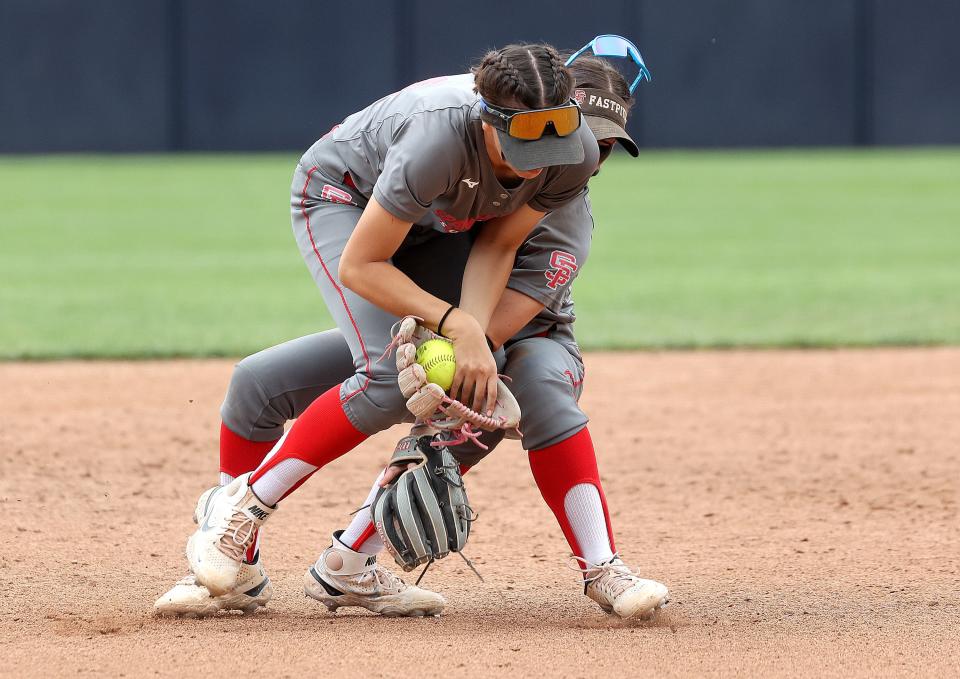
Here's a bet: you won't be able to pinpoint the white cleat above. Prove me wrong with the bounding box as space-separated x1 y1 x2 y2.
304 531 445 617
185 473 275 596
582 556 670 620
154 554 273 617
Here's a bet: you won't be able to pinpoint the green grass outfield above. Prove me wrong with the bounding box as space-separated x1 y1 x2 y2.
1 149 958 359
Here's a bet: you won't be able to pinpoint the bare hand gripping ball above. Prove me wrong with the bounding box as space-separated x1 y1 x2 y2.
415 339 456 391
382 316 521 448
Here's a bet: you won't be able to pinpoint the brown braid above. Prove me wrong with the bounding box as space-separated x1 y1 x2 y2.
473 43 573 110
545 46 573 106
479 49 526 106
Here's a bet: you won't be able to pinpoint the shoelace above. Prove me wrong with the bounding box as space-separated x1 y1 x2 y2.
356 559 406 593
217 509 257 561
568 554 640 597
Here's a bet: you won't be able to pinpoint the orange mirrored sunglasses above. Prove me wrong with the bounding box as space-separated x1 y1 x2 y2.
479 99 582 140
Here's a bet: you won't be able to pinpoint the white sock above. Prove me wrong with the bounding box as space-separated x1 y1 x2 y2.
563 483 614 565
356 532 384 555
339 470 386 555
250 457 318 506
219 472 234 486
257 430 288 468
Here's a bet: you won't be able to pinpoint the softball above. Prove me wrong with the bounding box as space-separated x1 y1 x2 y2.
415 338 456 391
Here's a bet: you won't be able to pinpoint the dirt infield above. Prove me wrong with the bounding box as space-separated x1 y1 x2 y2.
1 350 958 678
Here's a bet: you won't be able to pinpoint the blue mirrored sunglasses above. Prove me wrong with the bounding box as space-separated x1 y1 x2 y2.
565 34 652 94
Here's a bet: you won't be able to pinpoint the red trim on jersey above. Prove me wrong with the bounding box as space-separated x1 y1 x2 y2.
301 165 370 402
527 427 616 559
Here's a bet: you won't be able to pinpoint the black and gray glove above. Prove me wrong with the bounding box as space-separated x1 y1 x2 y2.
370 433 473 572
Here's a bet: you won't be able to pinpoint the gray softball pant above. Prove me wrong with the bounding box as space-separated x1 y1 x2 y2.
220 328 587 466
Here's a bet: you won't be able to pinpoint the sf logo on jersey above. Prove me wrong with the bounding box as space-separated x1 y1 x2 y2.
544 250 578 289
320 184 354 205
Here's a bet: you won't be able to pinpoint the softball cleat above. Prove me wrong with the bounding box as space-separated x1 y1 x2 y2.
304 531 445 617
185 473 275 596
580 556 670 620
154 555 273 617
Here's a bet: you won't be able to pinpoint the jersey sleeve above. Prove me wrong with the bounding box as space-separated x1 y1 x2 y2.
373 114 467 223
506 190 594 311
527 124 600 213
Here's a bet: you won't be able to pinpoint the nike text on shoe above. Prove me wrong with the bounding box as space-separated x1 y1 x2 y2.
154 553 273 617
186 473 275 596
579 556 670 620
304 530 445 617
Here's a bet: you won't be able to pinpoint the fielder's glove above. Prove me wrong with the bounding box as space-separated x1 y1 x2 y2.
382 316 522 448
370 433 478 579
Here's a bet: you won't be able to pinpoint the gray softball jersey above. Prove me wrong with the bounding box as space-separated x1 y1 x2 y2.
288 74 597 435
301 73 599 234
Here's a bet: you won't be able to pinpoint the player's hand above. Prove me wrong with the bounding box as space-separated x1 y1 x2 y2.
380 462 417 487
443 309 498 415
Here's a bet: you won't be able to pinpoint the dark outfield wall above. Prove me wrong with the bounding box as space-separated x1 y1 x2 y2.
1 0 958 152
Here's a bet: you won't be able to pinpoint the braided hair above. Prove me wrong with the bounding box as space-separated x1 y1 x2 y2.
473 43 573 110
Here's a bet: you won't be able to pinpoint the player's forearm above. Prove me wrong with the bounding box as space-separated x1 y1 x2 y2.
458 239 516 331
459 205 544 329
339 197 451 327
340 260 451 326
486 289 546 349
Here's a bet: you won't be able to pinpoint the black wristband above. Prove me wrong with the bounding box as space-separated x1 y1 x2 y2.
437 305 456 336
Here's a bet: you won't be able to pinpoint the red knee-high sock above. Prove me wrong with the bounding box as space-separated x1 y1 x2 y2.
219 422 279 480
527 427 616 558
249 386 367 501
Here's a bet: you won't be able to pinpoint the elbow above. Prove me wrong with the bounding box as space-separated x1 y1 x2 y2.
338 258 360 292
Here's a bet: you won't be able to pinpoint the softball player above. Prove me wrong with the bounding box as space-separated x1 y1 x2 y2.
158 39 668 620
177 43 600 602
